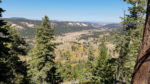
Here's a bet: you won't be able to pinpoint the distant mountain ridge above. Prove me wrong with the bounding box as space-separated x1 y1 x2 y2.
3 17 122 39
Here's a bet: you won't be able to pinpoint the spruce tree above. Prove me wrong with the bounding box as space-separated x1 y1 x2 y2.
86 48 95 77
0 1 12 82
115 0 147 83
91 41 115 84
8 28 29 84
28 16 61 84
88 48 94 62
0 1 29 83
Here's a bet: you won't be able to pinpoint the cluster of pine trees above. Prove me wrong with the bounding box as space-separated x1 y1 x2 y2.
0 0 62 83
0 0 149 84
0 1 28 83
59 0 147 83
89 0 147 83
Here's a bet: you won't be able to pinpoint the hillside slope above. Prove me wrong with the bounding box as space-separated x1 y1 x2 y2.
4 18 96 38
4 18 122 39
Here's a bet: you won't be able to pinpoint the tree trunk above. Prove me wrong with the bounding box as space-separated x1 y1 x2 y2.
132 0 150 84
116 58 121 84
42 78 45 84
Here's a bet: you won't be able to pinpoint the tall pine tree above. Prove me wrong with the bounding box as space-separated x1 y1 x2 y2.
0 0 29 83
132 0 150 83
115 0 147 83
8 28 29 84
0 0 12 83
91 40 115 84
28 16 61 84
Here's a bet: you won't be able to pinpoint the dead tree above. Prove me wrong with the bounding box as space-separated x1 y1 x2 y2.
132 0 150 84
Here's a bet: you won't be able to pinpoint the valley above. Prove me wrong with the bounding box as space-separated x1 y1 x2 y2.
4 17 121 83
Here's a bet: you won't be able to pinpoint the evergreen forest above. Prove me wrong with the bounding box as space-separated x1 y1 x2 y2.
0 0 150 84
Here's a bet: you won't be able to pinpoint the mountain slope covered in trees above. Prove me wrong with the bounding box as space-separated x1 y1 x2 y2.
4 18 122 39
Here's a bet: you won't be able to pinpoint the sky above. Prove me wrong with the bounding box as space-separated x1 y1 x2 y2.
1 0 129 23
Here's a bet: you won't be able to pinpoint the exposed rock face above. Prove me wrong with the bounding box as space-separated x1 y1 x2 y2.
11 24 23 29
21 22 36 28
68 22 88 27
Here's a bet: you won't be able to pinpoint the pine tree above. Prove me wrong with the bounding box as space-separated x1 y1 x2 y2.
8 28 29 84
86 48 95 77
28 16 61 84
0 1 29 83
91 41 115 84
0 1 12 82
132 0 150 83
88 48 94 62
60 60 73 81
115 0 147 83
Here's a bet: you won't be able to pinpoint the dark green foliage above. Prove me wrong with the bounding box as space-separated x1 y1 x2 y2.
59 61 73 81
4 18 97 39
0 24 12 83
46 66 63 84
0 27 29 84
28 16 61 84
9 28 28 55
91 41 116 84
86 48 95 75
78 29 122 42
60 60 91 82
0 0 147 83
115 0 147 83
7 28 29 84
102 23 123 29
88 48 95 62
0 1 29 83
